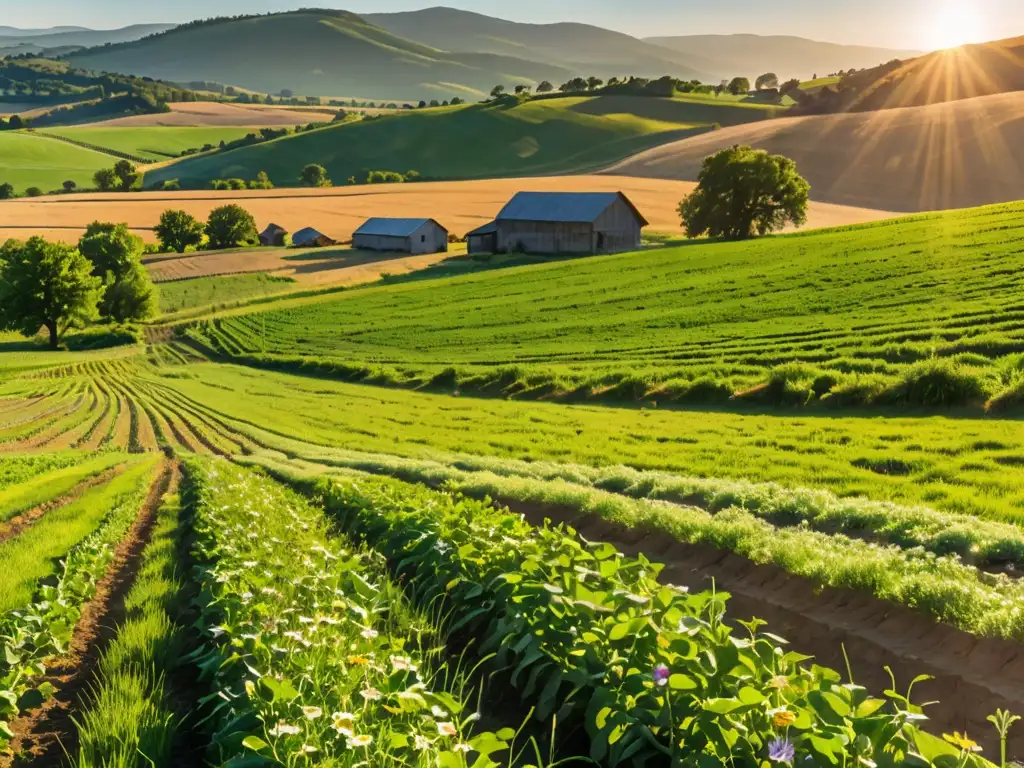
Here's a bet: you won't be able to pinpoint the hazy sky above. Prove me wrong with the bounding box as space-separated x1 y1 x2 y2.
1 0 1019 50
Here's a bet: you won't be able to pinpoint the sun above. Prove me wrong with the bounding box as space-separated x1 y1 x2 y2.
926 4 985 50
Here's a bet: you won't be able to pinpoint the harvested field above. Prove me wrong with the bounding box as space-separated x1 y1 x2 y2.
0 175 895 247
606 91 1024 212
93 101 354 127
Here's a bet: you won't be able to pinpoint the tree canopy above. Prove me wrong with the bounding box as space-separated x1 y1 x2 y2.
77 221 156 323
300 164 331 188
756 72 780 91
678 145 810 240
727 77 751 95
206 205 258 250
156 209 206 253
0 237 103 349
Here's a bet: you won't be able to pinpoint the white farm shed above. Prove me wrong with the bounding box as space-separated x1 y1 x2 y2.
352 218 449 254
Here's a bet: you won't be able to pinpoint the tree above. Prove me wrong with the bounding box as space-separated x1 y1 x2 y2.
62 180 77 193
25 187 43 198
78 221 144 279
678 145 809 240
280 88 294 98
727 77 751 95
113 159 137 191
513 84 532 95
300 164 331 188
156 209 205 253
94 168 117 192
587 76 604 91
332 108 348 122
0 237 103 349
0 183 14 200
205 205 258 250
714 81 727 98
249 170 273 190
7 115 23 130
560 77 588 93
490 84 505 99
536 81 553 93
780 78 802 98
755 72 779 91
450 97 464 106
99 259 157 323
418 100 427 109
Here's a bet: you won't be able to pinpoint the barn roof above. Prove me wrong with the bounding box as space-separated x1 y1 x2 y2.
292 227 331 243
354 218 446 237
496 192 648 226
466 221 498 236
261 222 287 235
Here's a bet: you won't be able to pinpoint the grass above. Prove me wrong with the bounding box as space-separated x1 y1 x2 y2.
800 76 842 90
0 131 112 193
72 482 185 767
138 360 1024 523
0 452 129 523
147 95 732 188
157 273 297 314
0 456 156 612
189 201 1024 411
43 126 255 162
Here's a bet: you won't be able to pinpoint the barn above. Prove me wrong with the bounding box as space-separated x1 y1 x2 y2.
467 192 647 255
352 218 449 254
292 227 336 248
259 223 288 247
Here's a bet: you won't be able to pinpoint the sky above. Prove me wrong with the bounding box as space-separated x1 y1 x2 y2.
1 0 1020 50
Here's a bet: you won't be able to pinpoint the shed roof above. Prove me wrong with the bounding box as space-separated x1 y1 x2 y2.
466 221 498 237
354 218 445 237
261 223 287 235
292 227 331 243
496 192 648 226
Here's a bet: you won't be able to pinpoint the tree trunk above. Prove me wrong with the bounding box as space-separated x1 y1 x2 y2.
46 321 58 350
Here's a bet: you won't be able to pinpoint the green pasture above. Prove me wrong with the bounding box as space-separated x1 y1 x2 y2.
0 131 111 193
156 273 296 315
44 126 255 161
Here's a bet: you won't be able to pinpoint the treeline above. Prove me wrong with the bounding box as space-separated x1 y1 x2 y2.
491 73 787 103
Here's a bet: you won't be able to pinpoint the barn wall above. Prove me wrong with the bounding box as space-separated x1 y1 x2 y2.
592 198 643 252
468 232 496 254
353 234 409 252
496 221 593 254
409 222 449 254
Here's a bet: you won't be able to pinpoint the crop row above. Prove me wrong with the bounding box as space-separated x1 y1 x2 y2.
0 455 160 750
178 457 520 767
261 465 991 768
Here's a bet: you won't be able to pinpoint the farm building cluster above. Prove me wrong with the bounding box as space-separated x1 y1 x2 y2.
257 191 647 256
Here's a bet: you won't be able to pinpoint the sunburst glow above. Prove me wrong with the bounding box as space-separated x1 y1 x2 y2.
926 4 985 51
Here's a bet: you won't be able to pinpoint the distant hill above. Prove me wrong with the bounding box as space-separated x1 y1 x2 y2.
143 94 772 189
804 36 1024 113
66 11 574 102
605 91 1024 213
363 7 715 81
0 24 173 51
645 34 919 81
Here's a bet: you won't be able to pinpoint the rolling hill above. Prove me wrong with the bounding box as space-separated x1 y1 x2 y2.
0 24 172 51
605 91 1024 212
145 94 777 189
645 34 920 82
363 7 715 81
66 10 573 102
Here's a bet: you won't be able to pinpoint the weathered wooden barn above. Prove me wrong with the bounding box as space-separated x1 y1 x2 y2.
259 223 288 247
292 227 336 248
352 218 449 254
467 192 647 255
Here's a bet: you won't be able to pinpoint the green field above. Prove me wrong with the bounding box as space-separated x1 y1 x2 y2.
147 95 770 188
156 273 297 315
189 201 1024 411
0 131 112 193
44 126 256 162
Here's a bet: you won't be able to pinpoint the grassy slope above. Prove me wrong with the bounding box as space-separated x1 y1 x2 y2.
157 273 296 314
44 126 255 162
0 131 112 192
149 95 770 187
150 361 1024 522
193 202 1024 399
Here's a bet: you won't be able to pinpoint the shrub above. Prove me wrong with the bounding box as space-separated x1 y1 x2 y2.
24 186 43 197
878 359 986 408
205 205 258 250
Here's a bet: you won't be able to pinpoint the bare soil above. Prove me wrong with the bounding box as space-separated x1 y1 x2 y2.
501 497 1024 760
91 101 343 127
1 460 178 768
606 91 1024 212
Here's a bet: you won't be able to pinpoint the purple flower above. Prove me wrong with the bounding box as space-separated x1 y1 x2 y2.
768 738 795 764
652 664 670 687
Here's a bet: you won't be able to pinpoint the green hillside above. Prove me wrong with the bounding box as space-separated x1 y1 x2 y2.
0 131 112 193
147 95 756 188
44 126 255 162
190 201 1024 411
67 10 574 102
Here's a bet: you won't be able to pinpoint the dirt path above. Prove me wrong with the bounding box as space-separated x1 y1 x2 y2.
502 499 1024 759
0 467 125 545
1 459 178 768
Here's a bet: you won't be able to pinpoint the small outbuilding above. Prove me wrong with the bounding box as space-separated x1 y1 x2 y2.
292 227 337 248
259 223 288 247
352 218 449 255
468 191 647 256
